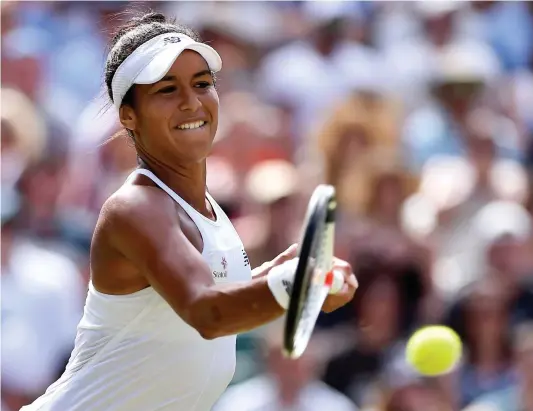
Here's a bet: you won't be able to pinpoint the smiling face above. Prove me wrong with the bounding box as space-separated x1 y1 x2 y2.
119 50 219 165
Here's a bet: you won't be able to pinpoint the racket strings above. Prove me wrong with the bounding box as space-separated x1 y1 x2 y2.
295 224 329 340
284 186 336 358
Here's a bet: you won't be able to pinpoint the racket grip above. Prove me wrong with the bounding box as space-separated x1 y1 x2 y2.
326 269 344 295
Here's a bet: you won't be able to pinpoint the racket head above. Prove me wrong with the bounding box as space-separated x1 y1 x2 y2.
283 184 336 359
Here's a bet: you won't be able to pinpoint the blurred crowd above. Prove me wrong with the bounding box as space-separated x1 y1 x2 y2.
2 1 533 411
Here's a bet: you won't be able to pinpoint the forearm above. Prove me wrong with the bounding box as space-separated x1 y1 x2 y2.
189 275 284 339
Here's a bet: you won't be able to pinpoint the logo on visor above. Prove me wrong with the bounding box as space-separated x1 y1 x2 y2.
163 36 182 45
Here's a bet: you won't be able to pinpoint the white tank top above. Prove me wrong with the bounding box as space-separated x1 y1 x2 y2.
23 169 252 411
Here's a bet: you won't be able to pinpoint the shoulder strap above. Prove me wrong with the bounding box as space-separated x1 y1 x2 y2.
128 168 221 228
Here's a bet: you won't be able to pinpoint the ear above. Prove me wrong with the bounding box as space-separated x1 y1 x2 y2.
119 104 137 133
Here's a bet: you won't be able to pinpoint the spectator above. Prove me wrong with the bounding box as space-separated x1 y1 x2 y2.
213 326 358 411
462 322 533 411
402 40 521 173
454 278 515 407
1 186 84 410
373 346 453 411
257 1 378 142
377 1 467 109
309 86 402 215
322 255 424 407
2 2 533 409
1 87 47 188
241 159 302 266
444 201 533 330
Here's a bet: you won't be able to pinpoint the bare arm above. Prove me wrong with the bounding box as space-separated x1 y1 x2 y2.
104 186 290 339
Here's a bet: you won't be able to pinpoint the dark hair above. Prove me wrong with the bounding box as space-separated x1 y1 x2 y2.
351 252 424 334
104 11 202 108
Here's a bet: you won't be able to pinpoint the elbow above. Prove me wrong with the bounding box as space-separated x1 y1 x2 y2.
186 293 224 340
196 326 219 341
192 315 223 341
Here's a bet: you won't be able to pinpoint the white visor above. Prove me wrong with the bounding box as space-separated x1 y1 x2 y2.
111 32 222 108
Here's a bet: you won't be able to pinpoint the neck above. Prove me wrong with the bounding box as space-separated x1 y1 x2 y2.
138 156 209 216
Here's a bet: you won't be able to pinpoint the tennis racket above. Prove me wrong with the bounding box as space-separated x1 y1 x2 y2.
283 184 339 359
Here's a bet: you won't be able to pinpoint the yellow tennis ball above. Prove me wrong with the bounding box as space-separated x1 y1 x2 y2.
405 325 462 376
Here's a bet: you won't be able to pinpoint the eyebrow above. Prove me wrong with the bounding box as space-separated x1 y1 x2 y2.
160 70 213 82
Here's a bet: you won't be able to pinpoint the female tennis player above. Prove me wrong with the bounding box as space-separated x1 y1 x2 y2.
23 12 357 411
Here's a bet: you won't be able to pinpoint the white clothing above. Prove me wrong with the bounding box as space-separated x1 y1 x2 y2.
2 239 84 395
23 168 252 411
213 375 358 411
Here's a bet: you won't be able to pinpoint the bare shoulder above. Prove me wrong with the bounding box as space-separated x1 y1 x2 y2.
91 180 212 305
94 182 184 263
91 183 183 293
100 182 178 230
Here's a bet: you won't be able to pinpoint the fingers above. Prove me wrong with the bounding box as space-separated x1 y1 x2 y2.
331 280 357 302
333 257 352 273
332 258 356 286
278 244 298 262
346 273 358 289
322 258 358 313
275 243 299 264
286 243 299 257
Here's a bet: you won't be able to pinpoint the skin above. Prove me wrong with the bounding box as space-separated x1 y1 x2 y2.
91 50 357 340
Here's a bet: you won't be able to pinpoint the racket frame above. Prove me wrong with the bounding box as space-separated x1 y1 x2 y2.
283 184 336 359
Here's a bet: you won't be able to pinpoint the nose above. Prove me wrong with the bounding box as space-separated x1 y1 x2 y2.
178 87 201 112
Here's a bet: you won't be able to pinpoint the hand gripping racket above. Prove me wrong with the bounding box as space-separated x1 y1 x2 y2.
283 184 340 359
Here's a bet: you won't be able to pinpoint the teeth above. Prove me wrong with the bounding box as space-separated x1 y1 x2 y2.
178 121 206 130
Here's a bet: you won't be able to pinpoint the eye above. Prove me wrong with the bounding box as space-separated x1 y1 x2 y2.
158 86 176 94
195 81 213 89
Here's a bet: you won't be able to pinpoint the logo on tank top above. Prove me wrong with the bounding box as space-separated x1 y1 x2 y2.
213 257 228 279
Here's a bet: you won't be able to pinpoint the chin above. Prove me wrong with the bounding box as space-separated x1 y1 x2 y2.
183 144 213 164
192 139 214 161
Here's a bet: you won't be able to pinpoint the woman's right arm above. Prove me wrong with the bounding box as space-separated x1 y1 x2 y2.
103 185 291 339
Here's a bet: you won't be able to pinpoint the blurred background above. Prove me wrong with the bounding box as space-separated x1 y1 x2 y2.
2 1 533 410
